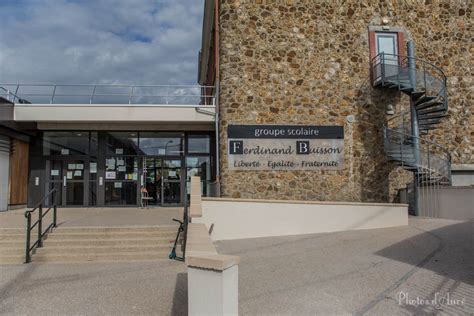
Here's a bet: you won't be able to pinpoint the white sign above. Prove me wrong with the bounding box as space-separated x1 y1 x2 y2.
61 149 69 155
90 163 97 174
106 171 116 179
115 148 124 155
50 169 59 176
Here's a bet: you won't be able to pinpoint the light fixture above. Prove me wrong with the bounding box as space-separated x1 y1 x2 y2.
382 17 390 25
386 104 395 115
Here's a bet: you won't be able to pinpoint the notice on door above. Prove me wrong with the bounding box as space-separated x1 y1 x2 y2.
227 125 344 171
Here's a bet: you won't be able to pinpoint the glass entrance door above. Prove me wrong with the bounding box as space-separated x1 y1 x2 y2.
46 158 87 206
162 159 182 205
142 157 183 206
376 33 399 78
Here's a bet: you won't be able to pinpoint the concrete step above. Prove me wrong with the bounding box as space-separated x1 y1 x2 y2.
32 251 170 263
53 225 178 233
0 254 24 264
46 231 176 240
0 228 26 234
43 237 174 247
0 234 27 241
0 225 181 263
36 244 171 255
0 249 25 256
0 240 24 247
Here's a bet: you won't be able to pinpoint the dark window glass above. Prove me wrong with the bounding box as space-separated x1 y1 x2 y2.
65 182 84 205
89 159 97 181
47 160 63 181
105 182 137 205
90 132 99 157
186 156 211 196
105 132 138 155
187 135 211 154
139 132 183 156
47 182 62 206
89 182 97 206
43 131 90 155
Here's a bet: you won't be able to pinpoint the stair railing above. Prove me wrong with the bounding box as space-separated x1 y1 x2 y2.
371 52 448 107
24 189 58 263
383 126 451 183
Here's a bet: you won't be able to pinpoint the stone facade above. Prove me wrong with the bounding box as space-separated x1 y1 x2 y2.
217 0 472 202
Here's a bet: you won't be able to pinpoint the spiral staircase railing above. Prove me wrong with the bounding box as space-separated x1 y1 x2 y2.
372 52 451 216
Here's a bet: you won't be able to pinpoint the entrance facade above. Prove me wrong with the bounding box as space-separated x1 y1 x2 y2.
31 131 214 207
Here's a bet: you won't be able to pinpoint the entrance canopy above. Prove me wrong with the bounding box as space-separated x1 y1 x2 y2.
1 84 215 124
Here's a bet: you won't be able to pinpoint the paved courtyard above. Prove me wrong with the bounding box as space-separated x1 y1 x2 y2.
0 217 472 315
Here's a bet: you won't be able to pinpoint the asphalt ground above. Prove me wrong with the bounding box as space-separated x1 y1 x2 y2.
0 217 472 315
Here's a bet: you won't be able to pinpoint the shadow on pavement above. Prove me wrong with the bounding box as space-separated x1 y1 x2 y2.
171 272 188 315
375 220 474 286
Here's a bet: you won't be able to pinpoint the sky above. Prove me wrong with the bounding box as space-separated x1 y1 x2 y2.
0 0 205 86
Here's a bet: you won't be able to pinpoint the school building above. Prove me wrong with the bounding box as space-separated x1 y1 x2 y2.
0 0 472 219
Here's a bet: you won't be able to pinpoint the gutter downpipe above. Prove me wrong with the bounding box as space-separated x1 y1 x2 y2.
407 41 420 216
214 0 221 196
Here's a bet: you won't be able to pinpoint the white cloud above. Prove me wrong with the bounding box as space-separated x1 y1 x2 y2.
0 0 205 85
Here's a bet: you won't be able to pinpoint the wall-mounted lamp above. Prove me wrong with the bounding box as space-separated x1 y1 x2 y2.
386 104 395 115
382 17 390 25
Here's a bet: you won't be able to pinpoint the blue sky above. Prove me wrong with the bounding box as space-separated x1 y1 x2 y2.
0 0 205 85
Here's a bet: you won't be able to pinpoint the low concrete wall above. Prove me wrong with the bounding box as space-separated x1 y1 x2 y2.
418 186 474 221
195 198 408 241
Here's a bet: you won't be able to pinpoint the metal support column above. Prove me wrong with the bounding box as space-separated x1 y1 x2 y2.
407 41 421 216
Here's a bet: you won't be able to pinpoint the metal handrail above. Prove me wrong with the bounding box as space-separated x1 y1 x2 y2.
371 52 447 84
181 187 189 261
384 126 451 182
384 125 451 158
0 84 216 105
24 189 58 263
371 52 448 107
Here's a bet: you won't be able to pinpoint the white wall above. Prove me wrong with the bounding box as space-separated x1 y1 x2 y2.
418 186 474 221
194 198 408 241
14 104 215 123
0 151 10 211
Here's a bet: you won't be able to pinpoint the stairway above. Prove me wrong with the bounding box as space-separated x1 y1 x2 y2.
371 52 451 215
0 228 27 264
0 226 179 264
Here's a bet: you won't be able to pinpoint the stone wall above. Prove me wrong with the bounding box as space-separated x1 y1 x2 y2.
218 0 472 202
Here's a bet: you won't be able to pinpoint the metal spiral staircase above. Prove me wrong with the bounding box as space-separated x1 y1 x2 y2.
371 51 451 216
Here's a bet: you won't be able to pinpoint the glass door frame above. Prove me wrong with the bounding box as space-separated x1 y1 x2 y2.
140 156 185 207
45 156 90 207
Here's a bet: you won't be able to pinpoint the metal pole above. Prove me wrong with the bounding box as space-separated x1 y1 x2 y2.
407 41 421 216
38 205 43 248
51 85 57 104
25 213 31 263
129 86 134 104
53 204 57 228
14 85 19 103
90 85 96 104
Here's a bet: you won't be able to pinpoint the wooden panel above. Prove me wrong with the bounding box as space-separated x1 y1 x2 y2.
9 140 29 205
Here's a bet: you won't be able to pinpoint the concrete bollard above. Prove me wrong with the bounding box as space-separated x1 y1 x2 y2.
187 254 240 316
